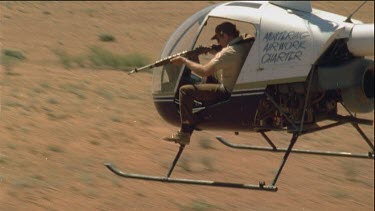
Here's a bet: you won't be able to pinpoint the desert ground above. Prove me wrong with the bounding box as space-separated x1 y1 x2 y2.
0 1 374 211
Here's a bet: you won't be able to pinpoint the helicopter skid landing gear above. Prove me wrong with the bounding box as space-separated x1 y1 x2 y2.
105 114 373 191
216 115 374 160
105 143 278 191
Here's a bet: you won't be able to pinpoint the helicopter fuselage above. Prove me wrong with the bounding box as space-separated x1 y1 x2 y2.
151 1 374 132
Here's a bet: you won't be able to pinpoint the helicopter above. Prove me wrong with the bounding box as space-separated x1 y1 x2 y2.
105 1 374 192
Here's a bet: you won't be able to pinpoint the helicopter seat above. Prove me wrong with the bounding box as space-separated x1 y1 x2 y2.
176 85 230 110
194 94 231 109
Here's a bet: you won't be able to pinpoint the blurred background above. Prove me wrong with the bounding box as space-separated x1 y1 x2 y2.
0 2 373 211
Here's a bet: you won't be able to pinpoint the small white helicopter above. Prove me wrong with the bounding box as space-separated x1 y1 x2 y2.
106 1 374 191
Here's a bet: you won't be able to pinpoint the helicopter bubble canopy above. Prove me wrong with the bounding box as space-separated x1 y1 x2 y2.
151 1 263 97
152 4 220 97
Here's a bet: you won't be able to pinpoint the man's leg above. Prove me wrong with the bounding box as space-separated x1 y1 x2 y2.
163 84 227 145
179 84 226 130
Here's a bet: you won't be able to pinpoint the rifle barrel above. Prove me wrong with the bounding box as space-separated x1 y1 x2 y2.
128 64 153 75
128 44 219 75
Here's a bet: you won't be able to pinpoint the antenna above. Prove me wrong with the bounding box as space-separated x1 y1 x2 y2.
344 1 367 23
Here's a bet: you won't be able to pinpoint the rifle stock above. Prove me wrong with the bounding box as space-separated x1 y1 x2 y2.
128 44 222 75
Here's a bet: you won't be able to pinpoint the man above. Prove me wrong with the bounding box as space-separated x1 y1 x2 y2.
163 21 253 145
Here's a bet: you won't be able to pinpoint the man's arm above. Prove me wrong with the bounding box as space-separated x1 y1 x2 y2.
171 56 217 77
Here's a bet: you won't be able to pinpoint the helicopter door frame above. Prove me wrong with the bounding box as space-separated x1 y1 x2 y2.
170 4 225 96
172 16 211 96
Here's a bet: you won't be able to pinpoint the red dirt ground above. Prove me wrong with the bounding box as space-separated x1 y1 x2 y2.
1 2 374 211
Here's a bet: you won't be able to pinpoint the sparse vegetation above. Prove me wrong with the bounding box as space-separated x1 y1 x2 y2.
47 112 69 120
59 83 87 99
179 200 217 211
198 138 215 149
13 179 34 189
110 115 122 123
40 82 51 89
200 156 215 172
47 145 64 153
89 140 100 146
178 157 192 172
52 49 72 69
20 126 30 133
88 46 149 70
83 8 96 17
98 33 115 42
52 46 149 71
31 174 44 181
110 178 123 188
329 189 349 199
52 49 86 69
0 48 26 73
0 154 8 164
342 163 359 182
2 48 26 60
4 100 24 108
135 191 146 197
47 97 59 105
95 87 114 101
32 86 44 94
80 174 93 185
7 143 17 150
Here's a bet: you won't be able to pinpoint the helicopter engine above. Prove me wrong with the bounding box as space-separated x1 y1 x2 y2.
255 82 340 129
255 57 374 129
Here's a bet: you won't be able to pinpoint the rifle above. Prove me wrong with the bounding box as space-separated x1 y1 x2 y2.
128 44 222 75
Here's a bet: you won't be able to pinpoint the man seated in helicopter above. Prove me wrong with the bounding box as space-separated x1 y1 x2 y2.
163 21 254 145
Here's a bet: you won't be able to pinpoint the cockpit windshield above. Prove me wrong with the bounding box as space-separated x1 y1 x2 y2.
152 4 220 96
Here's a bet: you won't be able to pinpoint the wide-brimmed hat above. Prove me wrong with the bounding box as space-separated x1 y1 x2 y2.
211 22 237 40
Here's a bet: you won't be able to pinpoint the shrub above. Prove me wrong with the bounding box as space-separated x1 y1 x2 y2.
0 48 26 72
52 49 73 69
52 49 87 69
88 46 149 70
52 46 149 71
98 33 115 42
2 49 26 60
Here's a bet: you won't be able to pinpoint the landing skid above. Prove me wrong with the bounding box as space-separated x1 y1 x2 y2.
105 115 373 192
105 132 302 192
105 114 373 192
216 136 374 159
217 115 374 160
105 161 277 191
105 144 278 191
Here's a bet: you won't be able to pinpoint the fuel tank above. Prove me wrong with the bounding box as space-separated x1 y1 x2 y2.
347 24 374 56
317 58 374 113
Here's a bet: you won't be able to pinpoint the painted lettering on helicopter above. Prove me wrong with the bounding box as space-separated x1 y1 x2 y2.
261 31 310 64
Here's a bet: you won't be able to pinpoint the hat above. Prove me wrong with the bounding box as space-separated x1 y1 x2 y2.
211 22 237 40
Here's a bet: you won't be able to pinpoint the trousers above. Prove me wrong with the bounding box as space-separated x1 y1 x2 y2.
179 83 229 133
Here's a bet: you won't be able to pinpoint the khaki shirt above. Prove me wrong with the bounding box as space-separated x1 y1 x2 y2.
211 36 252 92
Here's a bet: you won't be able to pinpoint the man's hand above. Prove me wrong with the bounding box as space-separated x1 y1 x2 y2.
169 51 218 77
208 44 222 55
170 56 186 66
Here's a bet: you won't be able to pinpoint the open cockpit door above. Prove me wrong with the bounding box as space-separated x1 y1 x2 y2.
188 17 258 108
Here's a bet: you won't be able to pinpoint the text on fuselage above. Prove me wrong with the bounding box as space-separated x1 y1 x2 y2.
261 31 310 64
